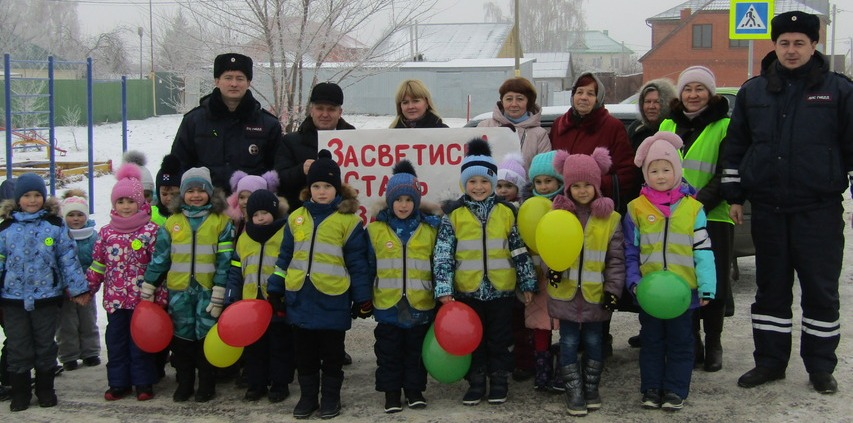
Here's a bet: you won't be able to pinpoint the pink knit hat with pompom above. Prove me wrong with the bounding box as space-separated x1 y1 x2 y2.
111 163 146 207
634 131 684 189
553 147 614 217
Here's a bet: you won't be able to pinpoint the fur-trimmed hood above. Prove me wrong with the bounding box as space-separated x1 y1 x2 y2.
636 78 677 128
169 187 228 215
0 196 61 221
299 183 360 214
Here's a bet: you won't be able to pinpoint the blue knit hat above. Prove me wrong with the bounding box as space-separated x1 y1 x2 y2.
14 173 47 204
528 151 564 197
180 166 214 197
460 138 497 193
386 160 421 210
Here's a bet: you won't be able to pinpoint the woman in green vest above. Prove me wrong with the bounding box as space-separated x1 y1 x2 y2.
658 65 733 373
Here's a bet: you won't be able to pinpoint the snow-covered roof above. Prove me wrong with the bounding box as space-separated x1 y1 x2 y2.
551 31 634 54
373 23 513 62
525 52 572 79
648 0 825 21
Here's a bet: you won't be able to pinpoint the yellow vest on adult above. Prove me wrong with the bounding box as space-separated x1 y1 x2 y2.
285 207 361 296
627 195 702 289
659 118 733 224
367 221 437 311
166 213 232 290
233 227 285 300
547 212 621 303
448 203 517 293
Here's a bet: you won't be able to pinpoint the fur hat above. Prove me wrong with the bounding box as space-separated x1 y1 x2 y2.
634 132 684 189
123 150 154 193
306 150 342 194
214 53 253 80
385 160 421 210
111 163 146 207
677 65 717 96
60 189 89 220
14 173 46 204
181 167 214 198
309 82 344 106
772 11 820 42
460 138 497 193
497 153 528 189
246 189 281 220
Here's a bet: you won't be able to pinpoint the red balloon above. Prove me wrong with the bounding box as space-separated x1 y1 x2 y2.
217 299 273 347
131 301 173 353
434 302 483 356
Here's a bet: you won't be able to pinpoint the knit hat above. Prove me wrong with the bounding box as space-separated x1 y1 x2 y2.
528 151 563 184
554 147 612 197
156 154 182 193
497 153 528 189
180 166 214 197
634 132 684 189
772 11 820 42
460 138 498 193
61 195 89 220
214 53 253 80
111 163 147 207
306 150 342 194
676 65 716 96
385 160 421 210
309 82 344 106
123 151 154 193
246 189 281 220
229 170 280 196
0 178 17 201
14 173 46 203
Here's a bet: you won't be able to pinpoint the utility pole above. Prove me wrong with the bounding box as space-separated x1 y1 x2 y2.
149 0 157 116
513 0 520 76
830 4 837 71
137 27 144 80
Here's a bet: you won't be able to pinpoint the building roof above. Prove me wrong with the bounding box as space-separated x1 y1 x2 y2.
524 52 572 79
552 30 634 54
373 23 513 62
647 0 825 21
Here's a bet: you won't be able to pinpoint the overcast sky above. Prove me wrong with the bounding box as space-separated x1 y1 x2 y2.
75 0 853 60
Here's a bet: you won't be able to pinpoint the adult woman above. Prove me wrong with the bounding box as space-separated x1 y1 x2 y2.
658 65 733 373
389 80 448 128
477 77 550 168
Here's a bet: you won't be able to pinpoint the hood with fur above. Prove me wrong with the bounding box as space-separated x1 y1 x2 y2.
169 187 228 215
299 183 360 214
0 196 61 221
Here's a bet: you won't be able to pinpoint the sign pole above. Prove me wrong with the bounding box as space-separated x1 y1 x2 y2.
748 40 754 79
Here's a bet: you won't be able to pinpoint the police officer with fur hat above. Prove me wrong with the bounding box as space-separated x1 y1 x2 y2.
171 53 283 194
722 10 853 395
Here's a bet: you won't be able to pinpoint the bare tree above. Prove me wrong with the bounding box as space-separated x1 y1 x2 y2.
484 0 586 52
83 29 132 76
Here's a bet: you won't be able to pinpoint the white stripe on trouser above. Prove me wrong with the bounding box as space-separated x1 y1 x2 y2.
752 313 793 334
802 317 841 338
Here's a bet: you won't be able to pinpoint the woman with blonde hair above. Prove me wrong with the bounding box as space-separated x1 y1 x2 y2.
389 79 448 128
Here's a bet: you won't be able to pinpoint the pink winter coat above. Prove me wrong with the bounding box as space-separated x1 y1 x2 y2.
524 256 559 331
87 221 167 313
477 102 551 169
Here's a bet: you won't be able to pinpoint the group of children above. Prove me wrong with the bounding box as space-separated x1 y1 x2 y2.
0 127 715 417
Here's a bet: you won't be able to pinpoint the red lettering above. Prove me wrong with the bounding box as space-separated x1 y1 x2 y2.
376 175 391 197
360 144 376 167
378 144 392 167
428 144 444 165
394 144 410 163
342 145 358 167
327 138 344 163
412 144 427 165
361 174 376 196
343 170 360 186
447 143 463 165
419 181 429 197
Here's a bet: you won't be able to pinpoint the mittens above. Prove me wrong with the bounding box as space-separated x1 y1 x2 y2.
268 292 286 318
602 292 619 312
140 282 157 302
548 269 562 288
205 286 226 318
351 300 373 319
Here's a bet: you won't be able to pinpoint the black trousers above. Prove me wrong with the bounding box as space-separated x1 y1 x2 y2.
2 302 61 374
695 220 734 336
244 320 295 389
293 327 345 379
458 296 514 375
374 322 428 392
749 203 843 374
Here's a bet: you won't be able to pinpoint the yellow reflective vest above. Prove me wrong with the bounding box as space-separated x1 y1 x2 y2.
233 227 285 300
367 221 437 311
547 212 621 302
166 213 233 290
285 207 361 296
448 202 517 293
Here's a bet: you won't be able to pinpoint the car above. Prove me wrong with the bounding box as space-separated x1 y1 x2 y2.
464 103 638 131
620 86 741 117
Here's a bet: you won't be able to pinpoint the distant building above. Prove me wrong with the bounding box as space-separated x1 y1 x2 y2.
524 52 572 106
372 22 518 62
551 30 636 75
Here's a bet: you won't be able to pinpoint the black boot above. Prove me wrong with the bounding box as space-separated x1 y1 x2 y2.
9 372 31 412
692 314 704 368
293 374 320 419
560 363 587 416
195 341 216 403
462 368 486 406
319 374 342 419
533 350 552 390
170 338 195 402
487 371 508 404
583 359 603 410
34 370 57 407
703 311 724 372
173 368 195 402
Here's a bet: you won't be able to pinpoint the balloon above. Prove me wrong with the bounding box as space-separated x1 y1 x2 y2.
422 324 471 384
217 299 273 347
434 301 483 356
131 301 173 353
636 270 692 320
204 324 244 368
535 210 583 272
517 197 552 254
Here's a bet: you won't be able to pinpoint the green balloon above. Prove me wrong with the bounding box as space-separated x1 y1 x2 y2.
636 270 692 319
422 324 471 384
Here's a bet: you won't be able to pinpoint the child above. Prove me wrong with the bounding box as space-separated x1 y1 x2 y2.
142 166 234 403
57 190 102 371
549 148 625 416
0 173 91 412
266 149 371 420
224 189 293 403
87 163 165 401
153 154 183 226
624 132 715 411
226 170 279 237
433 138 537 406
496 152 527 206
366 160 441 413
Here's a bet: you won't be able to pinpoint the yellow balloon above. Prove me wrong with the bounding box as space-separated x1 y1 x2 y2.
203 324 244 368
517 197 552 254
535 210 583 271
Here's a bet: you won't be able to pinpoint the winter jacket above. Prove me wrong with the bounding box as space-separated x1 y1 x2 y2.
549 107 638 214
87 221 167 313
69 219 97 271
267 185 371 331
0 198 88 311
171 88 283 194
477 103 551 169
274 116 356 211
391 111 449 128
722 51 853 212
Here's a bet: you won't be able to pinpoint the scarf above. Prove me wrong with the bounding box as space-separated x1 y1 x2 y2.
182 204 211 219
109 209 152 233
640 185 686 217
504 112 530 124
68 226 96 240
245 218 287 244
683 105 708 120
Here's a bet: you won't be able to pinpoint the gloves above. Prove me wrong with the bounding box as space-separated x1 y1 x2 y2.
602 292 619 312
268 292 286 318
140 282 157 302
351 300 373 319
205 286 226 318
548 269 562 288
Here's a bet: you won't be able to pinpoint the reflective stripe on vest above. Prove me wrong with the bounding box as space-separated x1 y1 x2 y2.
449 203 517 293
166 213 232 290
547 212 621 303
236 227 285 300
367 221 437 311
628 196 701 288
285 208 360 296
659 118 733 224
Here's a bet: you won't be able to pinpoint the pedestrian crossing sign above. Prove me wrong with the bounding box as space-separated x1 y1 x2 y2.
730 0 773 39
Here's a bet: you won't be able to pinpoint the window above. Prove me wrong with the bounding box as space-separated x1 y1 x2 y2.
729 39 750 48
692 24 712 48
